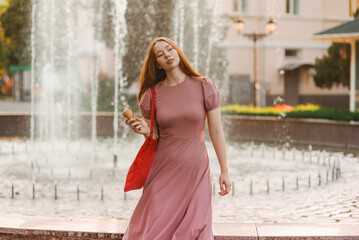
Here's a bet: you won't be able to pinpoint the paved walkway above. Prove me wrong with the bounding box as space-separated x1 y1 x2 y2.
0 215 358 239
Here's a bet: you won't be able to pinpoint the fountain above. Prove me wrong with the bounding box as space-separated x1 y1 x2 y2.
29 0 227 141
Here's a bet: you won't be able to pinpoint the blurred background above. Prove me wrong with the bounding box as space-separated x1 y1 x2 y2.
0 0 358 113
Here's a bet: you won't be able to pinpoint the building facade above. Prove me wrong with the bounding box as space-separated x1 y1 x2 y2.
221 0 355 109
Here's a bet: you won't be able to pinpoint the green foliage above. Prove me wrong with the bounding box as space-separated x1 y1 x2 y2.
0 0 31 72
221 104 359 122
313 43 350 88
354 8 359 18
286 107 359 121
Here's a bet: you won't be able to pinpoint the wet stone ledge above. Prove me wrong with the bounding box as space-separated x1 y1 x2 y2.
0 216 359 240
1 228 359 240
1 113 358 150
0 228 254 240
0 230 122 240
222 115 359 150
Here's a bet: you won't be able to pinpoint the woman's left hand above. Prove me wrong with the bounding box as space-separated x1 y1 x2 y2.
218 172 231 196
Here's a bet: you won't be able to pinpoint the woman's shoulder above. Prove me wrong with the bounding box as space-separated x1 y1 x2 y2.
189 76 217 89
189 75 214 84
188 75 203 81
142 87 151 98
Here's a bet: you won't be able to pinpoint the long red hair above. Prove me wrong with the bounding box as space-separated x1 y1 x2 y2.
138 37 202 102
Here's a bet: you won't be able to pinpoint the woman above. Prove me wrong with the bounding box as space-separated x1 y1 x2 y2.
124 37 231 239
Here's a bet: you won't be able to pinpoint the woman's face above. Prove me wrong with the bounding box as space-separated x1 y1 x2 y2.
153 41 180 71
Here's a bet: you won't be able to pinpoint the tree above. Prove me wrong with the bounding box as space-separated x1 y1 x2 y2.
355 8 359 18
0 0 9 73
0 0 31 72
313 43 350 89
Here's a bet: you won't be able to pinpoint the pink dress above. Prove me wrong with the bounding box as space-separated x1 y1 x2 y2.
123 76 221 240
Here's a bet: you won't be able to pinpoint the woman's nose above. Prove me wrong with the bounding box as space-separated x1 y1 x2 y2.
164 51 171 58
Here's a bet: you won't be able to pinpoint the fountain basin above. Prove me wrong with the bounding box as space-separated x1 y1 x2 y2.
0 215 358 240
223 115 359 150
1 138 358 224
1 113 358 149
0 112 124 139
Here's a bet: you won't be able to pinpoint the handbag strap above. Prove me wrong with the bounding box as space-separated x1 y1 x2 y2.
149 87 156 138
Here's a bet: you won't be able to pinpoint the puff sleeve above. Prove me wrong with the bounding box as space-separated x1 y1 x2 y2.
202 77 221 112
139 88 152 119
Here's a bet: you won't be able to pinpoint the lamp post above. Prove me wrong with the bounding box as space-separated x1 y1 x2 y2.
234 17 277 107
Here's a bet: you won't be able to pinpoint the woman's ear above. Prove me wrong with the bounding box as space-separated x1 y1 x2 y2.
157 64 162 69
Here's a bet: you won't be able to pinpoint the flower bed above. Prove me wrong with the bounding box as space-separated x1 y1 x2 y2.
221 104 359 122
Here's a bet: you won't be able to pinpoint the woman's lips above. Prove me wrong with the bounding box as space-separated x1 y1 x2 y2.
167 59 174 64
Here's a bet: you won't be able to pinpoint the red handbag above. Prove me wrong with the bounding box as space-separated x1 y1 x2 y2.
124 87 158 192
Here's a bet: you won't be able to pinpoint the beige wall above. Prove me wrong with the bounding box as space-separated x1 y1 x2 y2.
222 0 353 105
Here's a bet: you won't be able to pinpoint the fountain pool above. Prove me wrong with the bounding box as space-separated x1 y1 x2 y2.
1 138 358 223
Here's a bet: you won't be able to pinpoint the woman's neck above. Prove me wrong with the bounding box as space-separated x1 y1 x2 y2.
163 68 187 86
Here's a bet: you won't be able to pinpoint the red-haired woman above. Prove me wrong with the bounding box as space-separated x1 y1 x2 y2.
124 37 231 239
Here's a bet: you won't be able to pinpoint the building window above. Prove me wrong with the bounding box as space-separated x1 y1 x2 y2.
350 0 359 16
233 0 249 14
285 49 301 58
286 0 300 15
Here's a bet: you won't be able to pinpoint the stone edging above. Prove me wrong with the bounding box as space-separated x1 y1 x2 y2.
1 216 359 240
0 113 358 150
222 115 359 150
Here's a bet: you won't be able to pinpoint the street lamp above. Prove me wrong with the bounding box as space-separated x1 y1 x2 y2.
234 17 277 107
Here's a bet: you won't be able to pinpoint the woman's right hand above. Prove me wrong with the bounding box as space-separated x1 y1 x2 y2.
125 116 150 137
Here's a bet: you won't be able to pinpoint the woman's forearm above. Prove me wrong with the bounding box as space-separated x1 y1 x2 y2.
143 128 159 140
208 108 232 196
207 108 229 173
209 126 229 173
143 126 150 138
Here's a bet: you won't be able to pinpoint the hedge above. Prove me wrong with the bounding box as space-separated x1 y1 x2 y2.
221 104 359 122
